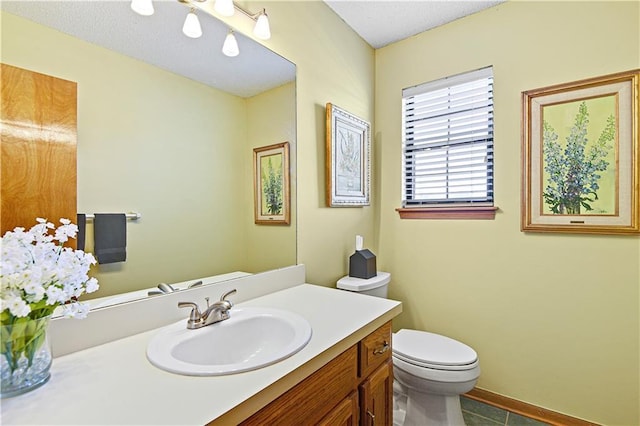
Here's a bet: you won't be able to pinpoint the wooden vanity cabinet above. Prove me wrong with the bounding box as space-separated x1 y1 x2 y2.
238 321 393 426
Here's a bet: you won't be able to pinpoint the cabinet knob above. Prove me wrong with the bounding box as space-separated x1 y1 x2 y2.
373 340 390 355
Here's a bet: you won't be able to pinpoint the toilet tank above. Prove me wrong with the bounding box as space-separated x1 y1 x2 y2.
336 271 391 298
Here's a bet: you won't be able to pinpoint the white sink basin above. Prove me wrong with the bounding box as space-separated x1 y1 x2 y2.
146 306 312 376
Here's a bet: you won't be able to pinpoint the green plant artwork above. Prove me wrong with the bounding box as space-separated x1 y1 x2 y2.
261 154 283 216
541 96 617 215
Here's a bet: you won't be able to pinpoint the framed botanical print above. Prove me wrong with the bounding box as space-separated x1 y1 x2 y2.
521 69 639 235
325 103 371 207
253 142 290 225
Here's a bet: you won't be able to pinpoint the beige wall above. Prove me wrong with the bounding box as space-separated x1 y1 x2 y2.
0 11 295 297
245 81 297 272
375 2 639 425
206 1 640 423
5 0 637 423
219 0 377 286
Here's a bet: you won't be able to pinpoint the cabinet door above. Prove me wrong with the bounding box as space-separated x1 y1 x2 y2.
240 346 357 426
317 391 359 426
359 359 393 426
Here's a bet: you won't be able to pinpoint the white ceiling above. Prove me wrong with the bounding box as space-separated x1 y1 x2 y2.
324 0 505 48
0 0 295 98
1 1 505 96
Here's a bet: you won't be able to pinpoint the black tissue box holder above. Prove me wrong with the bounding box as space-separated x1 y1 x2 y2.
349 249 377 279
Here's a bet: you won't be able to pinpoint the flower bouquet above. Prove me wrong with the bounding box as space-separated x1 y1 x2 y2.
1 218 99 397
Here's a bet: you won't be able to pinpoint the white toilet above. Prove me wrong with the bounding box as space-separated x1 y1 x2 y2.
337 272 480 426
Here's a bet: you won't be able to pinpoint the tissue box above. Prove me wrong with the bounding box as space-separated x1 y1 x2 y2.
349 249 377 279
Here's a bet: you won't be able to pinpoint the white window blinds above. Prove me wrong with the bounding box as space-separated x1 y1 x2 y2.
402 67 494 206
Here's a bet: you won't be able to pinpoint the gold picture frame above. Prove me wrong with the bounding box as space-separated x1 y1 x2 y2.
253 142 290 225
326 103 371 207
521 69 640 235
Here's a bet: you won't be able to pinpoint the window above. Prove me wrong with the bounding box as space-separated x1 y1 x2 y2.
399 67 496 219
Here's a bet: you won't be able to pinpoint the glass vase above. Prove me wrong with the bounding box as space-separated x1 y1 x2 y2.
1 315 53 398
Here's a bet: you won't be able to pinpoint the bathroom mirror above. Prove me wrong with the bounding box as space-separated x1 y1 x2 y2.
1 1 297 307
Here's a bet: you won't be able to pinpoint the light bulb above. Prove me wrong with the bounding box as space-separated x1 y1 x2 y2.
222 31 239 57
131 0 154 16
253 10 271 40
214 0 235 17
182 9 202 39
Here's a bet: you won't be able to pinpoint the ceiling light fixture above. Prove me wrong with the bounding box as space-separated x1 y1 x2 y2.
222 30 240 57
252 9 271 40
214 0 235 17
182 8 202 38
130 0 154 16
132 0 272 56
232 6 271 40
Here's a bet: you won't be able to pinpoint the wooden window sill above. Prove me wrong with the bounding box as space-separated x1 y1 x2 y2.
396 206 498 220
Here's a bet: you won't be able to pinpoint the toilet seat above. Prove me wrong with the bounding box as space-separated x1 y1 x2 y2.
393 355 480 384
393 329 478 371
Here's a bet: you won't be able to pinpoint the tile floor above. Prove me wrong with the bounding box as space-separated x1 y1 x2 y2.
461 396 551 426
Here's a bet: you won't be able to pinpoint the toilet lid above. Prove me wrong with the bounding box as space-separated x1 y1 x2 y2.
393 329 478 369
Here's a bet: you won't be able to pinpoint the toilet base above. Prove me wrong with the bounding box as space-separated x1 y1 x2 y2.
393 380 407 426
393 381 466 426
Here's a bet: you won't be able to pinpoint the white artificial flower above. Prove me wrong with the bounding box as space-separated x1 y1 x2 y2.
54 218 77 243
85 277 99 294
44 286 64 305
1 218 99 319
23 280 46 302
5 296 31 317
61 302 89 319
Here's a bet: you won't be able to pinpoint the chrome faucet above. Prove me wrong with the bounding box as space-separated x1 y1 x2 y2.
148 282 176 296
148 280 203 296
178 289 237 329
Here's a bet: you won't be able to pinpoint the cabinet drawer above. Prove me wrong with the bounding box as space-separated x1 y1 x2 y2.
358 322 392 379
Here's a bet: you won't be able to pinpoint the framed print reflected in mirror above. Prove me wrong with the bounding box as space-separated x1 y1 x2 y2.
253 142 290 225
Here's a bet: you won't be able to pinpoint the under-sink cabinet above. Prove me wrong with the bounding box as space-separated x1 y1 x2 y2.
238 321 393 426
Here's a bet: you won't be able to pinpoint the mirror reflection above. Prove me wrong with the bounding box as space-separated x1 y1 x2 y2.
0 1 297 308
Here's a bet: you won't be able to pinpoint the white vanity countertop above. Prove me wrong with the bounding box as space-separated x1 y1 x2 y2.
2 284 402 425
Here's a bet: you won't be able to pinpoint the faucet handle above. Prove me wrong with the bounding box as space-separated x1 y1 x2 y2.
158 282 176 293
178 301 203 328
219 289 237 309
